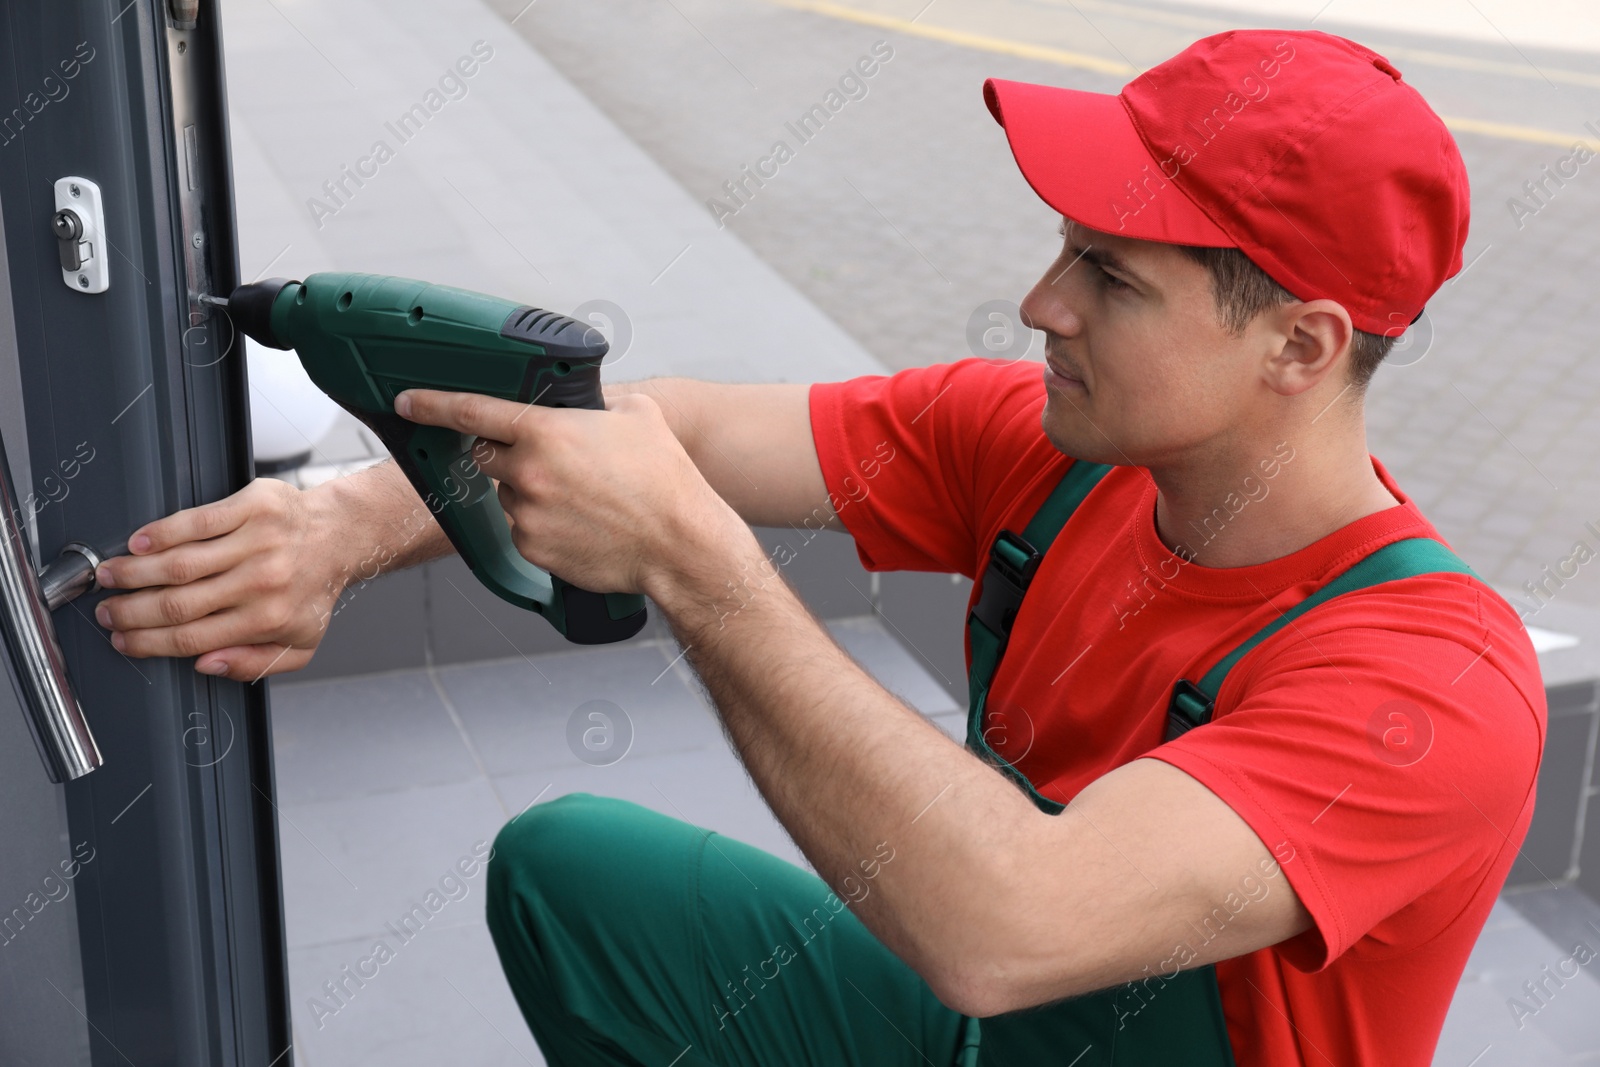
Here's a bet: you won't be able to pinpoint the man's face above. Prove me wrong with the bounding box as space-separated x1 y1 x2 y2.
1020 218 1269 467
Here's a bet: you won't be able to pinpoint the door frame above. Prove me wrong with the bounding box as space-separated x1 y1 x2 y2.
0 1 290 1063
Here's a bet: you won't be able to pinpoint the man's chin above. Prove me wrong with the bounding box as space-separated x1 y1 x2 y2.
1040 404 1121 465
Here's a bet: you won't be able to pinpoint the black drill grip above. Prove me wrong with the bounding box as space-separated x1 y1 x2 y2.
503 306 647 644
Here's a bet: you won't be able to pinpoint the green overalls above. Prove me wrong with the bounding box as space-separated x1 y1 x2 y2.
958 460 1473 1066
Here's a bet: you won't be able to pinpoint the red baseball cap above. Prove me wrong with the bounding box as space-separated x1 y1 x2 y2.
983 30 1470 336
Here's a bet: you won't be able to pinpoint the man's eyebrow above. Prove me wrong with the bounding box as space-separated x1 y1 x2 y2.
1058 219 1152 287
1088 247 1152 286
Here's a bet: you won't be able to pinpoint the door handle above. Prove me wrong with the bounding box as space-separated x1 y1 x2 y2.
0 427 102 782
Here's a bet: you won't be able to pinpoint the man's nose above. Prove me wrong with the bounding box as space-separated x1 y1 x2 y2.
1020 285 1081 340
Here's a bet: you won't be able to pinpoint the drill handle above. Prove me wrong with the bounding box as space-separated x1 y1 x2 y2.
368 414 647 644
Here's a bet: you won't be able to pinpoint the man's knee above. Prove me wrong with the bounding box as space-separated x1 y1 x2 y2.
488 792 619 920
492 791 614 865
487 792 702 930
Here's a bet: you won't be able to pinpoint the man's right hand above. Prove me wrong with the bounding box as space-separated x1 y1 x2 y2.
94 476 364 682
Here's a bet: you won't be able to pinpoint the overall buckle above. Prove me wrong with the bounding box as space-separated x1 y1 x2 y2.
1166 679 1215 742
969 529 1043 639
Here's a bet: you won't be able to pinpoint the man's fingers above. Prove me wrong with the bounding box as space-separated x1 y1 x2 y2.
97 535 249 591
396 388 526 444
107 598 324 661
108 614 230 660
195 644 316 683
119 493 250 558
97 573 243 632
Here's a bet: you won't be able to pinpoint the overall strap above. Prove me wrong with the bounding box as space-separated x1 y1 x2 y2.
966 461 1113 808
1165 537 1478 741
968 461 1115 675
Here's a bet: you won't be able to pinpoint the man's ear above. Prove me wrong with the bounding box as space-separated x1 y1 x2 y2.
1264 299 1353 398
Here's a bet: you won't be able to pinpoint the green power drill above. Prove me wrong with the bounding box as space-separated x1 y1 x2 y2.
204 272 647 645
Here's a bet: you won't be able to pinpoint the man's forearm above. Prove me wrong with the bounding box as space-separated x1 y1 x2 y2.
310 457 455 587
641 516 1039 1008
606 376 833 529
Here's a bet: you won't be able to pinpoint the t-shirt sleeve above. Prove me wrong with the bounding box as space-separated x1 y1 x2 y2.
808 358 1047 577
1148 583 1545 971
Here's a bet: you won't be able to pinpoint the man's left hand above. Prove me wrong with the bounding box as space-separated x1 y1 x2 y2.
394 388 745 595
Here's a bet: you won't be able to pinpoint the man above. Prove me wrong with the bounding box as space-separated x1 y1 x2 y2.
94 28 1544 1066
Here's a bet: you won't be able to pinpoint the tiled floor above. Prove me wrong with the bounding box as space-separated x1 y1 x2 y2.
271 617 1600 1066
1446 893 1600 1064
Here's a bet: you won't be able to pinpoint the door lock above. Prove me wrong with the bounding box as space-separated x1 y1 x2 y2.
51 177 109 294
52 208 86 271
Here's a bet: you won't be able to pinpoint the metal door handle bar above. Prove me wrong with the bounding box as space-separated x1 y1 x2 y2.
0 427 102 782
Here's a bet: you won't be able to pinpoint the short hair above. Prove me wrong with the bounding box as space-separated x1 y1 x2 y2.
1175 245 1397 388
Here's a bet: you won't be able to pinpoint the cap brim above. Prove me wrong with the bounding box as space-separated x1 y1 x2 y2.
984 78 1232 246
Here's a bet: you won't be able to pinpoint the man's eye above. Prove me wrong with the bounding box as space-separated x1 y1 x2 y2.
1098 266 1130 291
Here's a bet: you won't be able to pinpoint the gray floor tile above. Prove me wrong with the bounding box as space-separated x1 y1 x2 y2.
1434 898 1600 1063
1506 960 1600 1061
1433 970 1570 1066
1467 904 1594 988
1508 886 1600 966
279 777 507 949
434 643 725 777
288 920 543 1067
270 669 478 804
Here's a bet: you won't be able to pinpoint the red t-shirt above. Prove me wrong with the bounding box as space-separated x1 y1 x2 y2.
808 357 1546 1067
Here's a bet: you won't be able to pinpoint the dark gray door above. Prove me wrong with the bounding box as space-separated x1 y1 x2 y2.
0 2 290 1064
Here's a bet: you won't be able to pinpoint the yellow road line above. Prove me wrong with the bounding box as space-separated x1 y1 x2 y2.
1442 115 1600 152
766 0 1600 153
768 0 1135 76
1036 0 1600 90
1377 44 1600 91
